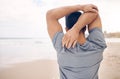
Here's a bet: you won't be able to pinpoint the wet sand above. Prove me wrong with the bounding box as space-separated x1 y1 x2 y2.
0 42 120 79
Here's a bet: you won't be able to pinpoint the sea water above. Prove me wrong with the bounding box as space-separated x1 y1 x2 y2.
0 38 120 68
0 38 57 68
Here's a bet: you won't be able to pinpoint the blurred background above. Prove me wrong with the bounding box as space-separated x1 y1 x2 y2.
0 0 120 79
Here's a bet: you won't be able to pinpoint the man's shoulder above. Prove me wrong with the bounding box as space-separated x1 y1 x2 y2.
88 27 102 33
52 31 64 44
52 31 64 52
87 27 107 49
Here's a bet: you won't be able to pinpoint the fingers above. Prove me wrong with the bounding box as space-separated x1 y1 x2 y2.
66 39 77 48
62 35 67 47
62 37 77 49
84 8 98 13
92 6 98 12
62 35 75 48
91 9 98 13
91 4 99 12
65 39 70 48
72 40 77 48
92 5 98 10
62 37 73 48
67 39 74 49
62 34 71 47
93 6 98 11
62 29 79 48
84 4 98 13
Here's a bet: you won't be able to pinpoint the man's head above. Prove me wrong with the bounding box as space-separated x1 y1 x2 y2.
65 11 86 32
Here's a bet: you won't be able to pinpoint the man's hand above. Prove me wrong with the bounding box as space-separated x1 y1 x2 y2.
62 4 98 49
62 27 79 48
82 4 98 13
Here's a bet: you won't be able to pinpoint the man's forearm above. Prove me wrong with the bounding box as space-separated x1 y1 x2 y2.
46 5 84 20
72 12 98 32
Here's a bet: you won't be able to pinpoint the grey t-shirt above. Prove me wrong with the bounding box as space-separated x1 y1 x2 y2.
52 28 107 79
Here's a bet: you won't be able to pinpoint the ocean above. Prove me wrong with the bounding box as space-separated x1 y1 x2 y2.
0 38 120 68
0 38 57 68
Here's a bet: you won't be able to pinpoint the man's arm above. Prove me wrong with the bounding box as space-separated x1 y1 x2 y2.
46 5 84 39
46 4 98 39
88 14 102 31
87 14 107 48
62 12 98 48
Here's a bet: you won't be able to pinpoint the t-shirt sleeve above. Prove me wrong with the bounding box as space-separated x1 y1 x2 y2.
52 31 64 52
87 28 107 49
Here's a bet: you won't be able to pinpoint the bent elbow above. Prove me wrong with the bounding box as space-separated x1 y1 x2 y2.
91 12 98 19
46 10 53 19
46 9 57 20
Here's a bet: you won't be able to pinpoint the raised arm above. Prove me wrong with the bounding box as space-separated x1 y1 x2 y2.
71 12 98 33
46 4 98 39
46 5 83 39
62 5 98 48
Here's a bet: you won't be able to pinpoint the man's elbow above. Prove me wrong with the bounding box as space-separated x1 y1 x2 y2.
46 9 57 20
91 12 98 19
46 10 53 19
86 12 98 22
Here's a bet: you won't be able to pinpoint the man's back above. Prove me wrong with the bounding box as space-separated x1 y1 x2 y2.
46 4 107 79
52 28 106 79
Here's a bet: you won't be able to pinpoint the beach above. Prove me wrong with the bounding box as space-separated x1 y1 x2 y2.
99 42 120 79
0 60 59 79
0 39 120 79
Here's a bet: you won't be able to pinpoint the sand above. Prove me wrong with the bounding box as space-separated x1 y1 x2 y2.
99 42 120 79
0 42 120 79
0 60 59 79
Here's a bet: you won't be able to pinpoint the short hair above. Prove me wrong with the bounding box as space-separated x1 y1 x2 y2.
65 11 86 32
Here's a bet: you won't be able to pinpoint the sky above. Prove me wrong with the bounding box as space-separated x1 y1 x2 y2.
0 0 120 38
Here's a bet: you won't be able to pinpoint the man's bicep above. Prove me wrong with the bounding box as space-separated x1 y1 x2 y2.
47 19 63 40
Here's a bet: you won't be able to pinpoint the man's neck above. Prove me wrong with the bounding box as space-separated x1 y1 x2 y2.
77 32 86 45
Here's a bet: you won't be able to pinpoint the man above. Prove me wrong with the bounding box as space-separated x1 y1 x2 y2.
46 4 107 79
